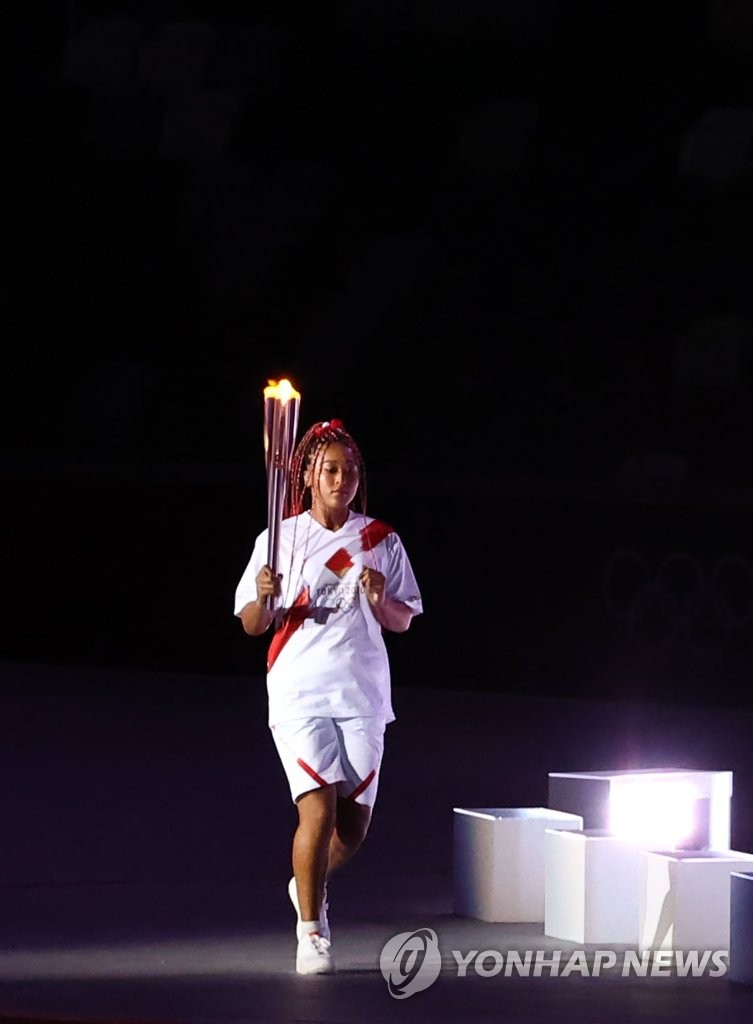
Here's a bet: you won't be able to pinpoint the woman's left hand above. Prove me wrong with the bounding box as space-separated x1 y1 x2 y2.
360 567 386 606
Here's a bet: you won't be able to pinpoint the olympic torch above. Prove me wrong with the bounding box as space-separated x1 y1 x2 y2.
263 378 301 619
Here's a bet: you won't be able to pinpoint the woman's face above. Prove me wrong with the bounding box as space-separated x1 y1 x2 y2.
307 441 360 512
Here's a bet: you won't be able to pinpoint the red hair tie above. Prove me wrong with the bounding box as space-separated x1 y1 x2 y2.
313 418 344 437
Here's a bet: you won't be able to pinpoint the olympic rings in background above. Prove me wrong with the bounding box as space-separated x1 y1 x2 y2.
602 548 753 652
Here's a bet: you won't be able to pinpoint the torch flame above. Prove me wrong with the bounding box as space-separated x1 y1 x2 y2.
264 378 300 403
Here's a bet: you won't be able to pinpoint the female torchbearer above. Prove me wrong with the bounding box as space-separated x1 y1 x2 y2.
234 390 423 974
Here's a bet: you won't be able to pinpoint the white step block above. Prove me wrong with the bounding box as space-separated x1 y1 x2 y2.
640 850 753 953
453 807 583 923
544 828 644 944
729 870 753 986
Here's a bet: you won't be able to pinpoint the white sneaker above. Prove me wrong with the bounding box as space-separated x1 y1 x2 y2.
288 877 330 941
296 932 335 975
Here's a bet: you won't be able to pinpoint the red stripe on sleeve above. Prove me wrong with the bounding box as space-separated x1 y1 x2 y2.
360 519 394 551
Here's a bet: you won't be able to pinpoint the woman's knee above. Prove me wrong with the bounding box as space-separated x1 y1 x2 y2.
336 799 372 845
296 784 338 832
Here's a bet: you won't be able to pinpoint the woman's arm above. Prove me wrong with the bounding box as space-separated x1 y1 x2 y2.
359 567 415 633
239 564 279 635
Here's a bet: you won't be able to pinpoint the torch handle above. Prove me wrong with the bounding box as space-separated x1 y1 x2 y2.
266 462 286 610
263 382 301 621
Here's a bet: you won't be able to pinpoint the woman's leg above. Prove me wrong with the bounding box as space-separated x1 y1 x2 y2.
327 798 372 877
293 784 337 922
325 717 383 877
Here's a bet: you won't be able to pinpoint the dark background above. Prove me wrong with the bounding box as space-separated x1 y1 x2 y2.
5 1 753 708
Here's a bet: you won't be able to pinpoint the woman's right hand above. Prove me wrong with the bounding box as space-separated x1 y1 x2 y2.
255 564 282 604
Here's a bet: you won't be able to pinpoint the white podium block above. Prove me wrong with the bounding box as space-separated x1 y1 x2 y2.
730 871 753 985
453 807 583 923
640 850 753 953
544 828 644 944
548 768 733 851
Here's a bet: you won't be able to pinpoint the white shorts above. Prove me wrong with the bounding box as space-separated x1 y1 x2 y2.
270 716 386 807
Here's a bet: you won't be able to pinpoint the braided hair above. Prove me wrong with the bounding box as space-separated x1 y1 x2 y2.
286 419 367 517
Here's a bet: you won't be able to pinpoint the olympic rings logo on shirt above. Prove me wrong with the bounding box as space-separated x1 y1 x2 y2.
602 548 753 652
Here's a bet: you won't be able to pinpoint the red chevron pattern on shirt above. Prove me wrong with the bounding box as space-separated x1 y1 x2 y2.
266 519 398 672
326 548 354 576
268 586 310 671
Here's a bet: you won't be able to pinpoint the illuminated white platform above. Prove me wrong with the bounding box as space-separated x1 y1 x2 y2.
547 768 733 851
640 849 753 953
730 871 753 986
453 807 583 923
543 828 644 944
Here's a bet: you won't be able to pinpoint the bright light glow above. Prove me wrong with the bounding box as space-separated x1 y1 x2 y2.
264 378 300 403
609 778 699 849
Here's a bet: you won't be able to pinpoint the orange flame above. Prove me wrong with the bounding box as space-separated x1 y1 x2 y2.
264 378 300 403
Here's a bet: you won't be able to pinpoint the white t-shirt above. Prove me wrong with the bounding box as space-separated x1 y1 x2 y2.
234 510 423 726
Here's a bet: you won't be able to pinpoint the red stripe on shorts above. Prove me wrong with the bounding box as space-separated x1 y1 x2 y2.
296 758 329 788
346 769 376 801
